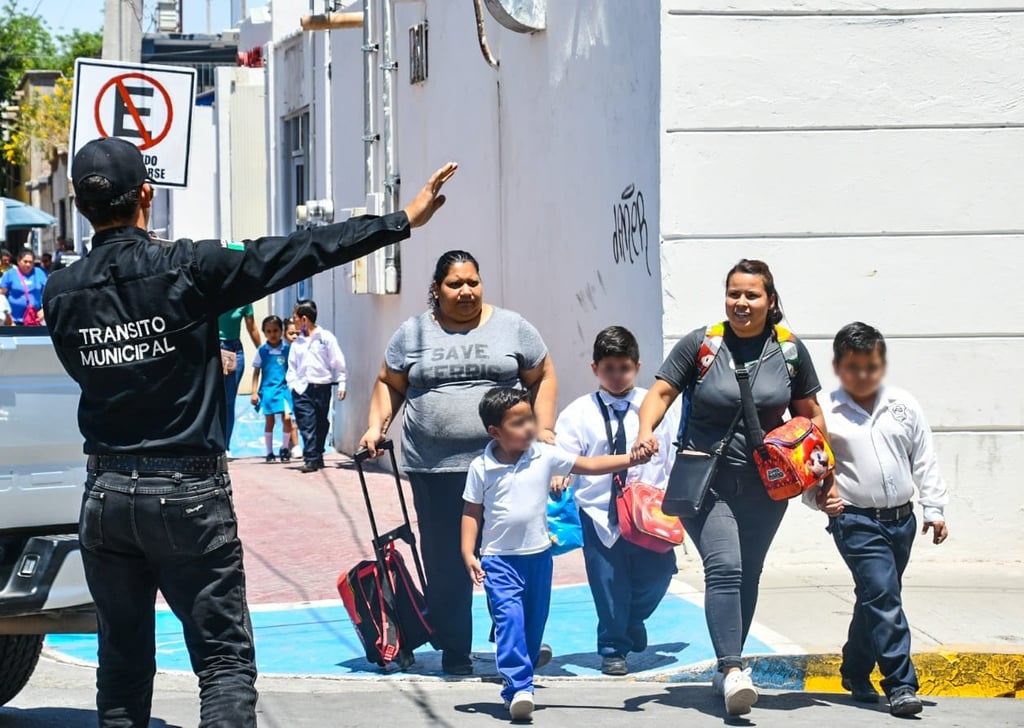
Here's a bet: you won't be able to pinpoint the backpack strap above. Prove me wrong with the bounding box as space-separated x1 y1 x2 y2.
695 322 726 382
774 324 800 379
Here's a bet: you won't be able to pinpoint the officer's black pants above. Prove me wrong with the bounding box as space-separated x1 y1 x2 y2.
293 383 332 464
79 469 258 728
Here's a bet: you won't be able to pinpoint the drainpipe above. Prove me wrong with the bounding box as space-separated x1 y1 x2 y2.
362 0 379 206
380 0 400 293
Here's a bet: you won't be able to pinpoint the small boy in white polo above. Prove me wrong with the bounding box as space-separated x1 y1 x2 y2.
461 387 650 722
810 322 949 717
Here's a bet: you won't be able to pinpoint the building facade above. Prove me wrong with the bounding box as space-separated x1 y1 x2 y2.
256 0 1020 561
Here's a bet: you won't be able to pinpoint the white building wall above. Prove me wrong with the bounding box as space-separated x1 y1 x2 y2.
314 1 664 454
659 1 1022 562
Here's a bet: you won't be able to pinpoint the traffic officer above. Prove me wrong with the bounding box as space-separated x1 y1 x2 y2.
43 136 457 728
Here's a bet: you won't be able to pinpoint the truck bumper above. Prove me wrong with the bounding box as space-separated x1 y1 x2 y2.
0 535 93 619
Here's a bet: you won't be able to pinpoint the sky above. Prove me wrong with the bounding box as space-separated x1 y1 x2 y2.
19 0 271 37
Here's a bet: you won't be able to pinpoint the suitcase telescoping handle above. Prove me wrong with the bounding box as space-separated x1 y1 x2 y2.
352 439 429 593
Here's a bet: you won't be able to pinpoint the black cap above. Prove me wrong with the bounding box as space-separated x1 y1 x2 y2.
72 138 150 202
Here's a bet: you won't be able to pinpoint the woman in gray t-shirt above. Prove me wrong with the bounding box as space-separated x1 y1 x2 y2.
635 259 825 717
360 250 558 674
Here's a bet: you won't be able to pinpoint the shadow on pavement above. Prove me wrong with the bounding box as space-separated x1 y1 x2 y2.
0 707 180 727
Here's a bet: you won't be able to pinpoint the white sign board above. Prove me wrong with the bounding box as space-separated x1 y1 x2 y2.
70 59 197 188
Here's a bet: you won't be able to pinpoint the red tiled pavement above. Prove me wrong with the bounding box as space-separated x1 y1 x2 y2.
226 453 589 605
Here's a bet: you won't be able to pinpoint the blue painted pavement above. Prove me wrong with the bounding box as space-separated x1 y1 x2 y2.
47 585 773 678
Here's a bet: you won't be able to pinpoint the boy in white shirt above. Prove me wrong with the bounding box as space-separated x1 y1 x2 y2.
286 299 347 473
554 326 679 676
462 387 650 721
811 322 949 717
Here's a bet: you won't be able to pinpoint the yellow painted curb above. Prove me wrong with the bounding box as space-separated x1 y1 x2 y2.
803 652 1024 699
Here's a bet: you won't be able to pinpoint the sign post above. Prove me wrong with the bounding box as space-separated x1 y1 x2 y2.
70 59 197 188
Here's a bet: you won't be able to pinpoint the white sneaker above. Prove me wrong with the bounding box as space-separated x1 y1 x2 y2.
509 691 534 721
722 668 758 716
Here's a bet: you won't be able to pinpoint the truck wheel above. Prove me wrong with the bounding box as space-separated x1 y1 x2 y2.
0 634 44 706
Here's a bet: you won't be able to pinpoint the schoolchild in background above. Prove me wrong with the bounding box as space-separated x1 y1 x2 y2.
462 387 651 721
287 300 347 472
554 326 679 675
810 322 949 717
284 317 299 344
251 315 296 463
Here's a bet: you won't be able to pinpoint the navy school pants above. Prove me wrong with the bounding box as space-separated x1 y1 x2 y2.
830 510 919 694
579 511 677 657
292 383 332 464
482 551 553 702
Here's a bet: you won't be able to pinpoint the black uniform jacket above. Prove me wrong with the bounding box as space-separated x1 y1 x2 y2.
43 213 410 456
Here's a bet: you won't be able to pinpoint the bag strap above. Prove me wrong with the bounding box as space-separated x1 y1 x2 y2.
735 336 775 453
712 335 773 456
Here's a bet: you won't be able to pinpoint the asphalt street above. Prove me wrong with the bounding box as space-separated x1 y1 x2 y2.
3 657 1023 727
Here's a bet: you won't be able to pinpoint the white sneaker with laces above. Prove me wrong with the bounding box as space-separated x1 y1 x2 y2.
722 668 758 716
509 691 535 721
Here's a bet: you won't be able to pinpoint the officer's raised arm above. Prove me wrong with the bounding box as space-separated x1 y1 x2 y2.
193 162 458 311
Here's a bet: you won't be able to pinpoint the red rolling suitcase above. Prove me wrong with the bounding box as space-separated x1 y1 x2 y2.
337 440 435 670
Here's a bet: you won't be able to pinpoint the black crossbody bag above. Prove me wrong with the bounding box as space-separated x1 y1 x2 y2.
662 337 771 518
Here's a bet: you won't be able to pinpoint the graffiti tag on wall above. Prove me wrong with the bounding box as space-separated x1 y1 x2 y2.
612 183 651 276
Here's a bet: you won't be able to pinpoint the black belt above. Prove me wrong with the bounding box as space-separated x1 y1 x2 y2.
843 502 914 522
87 454 228 475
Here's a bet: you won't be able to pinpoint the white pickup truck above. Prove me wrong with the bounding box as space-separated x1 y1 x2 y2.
0 326 94 706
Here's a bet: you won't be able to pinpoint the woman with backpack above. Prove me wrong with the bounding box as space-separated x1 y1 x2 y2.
634 259 826 717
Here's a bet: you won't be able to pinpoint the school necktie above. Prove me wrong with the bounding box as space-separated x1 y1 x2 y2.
608 404 628 525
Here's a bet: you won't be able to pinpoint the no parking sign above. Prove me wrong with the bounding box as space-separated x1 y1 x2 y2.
70 59 197 188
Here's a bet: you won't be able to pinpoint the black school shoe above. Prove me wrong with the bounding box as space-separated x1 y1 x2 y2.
441 651 473 676
601 654 628 676
265 453 277 464
300 461 321 473
279 447 291 463
842 677 880 703
888 686 923 716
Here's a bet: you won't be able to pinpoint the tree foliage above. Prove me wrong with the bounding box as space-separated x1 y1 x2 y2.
0 0 57 102
3 76 72 166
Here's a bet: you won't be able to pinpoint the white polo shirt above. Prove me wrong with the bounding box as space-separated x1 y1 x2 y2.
822 386 948 523
463 441 577 556
555 388 679 548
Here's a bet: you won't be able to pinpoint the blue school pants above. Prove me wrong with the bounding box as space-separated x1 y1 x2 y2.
482 551 553 702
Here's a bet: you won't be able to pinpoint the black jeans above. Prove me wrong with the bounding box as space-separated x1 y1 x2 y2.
79 468 257 728
292 383 332 464
831 510 919 694
680 466 788 671
408 471 474 661
580 511 677 657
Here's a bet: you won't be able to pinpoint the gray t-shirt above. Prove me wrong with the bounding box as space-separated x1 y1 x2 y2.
386 307 548 472
657 324 821 468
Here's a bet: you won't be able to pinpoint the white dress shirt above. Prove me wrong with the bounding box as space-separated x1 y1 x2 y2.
286 327 347 395
821 385 948 523
555 388 680 548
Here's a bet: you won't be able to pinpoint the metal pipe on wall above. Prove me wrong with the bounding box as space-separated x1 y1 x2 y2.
380 0 401 293
362 0 379 200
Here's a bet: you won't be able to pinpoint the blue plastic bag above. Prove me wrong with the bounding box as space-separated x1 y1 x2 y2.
547 486 584 556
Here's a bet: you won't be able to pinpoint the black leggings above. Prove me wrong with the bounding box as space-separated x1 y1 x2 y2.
408 470 474 658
